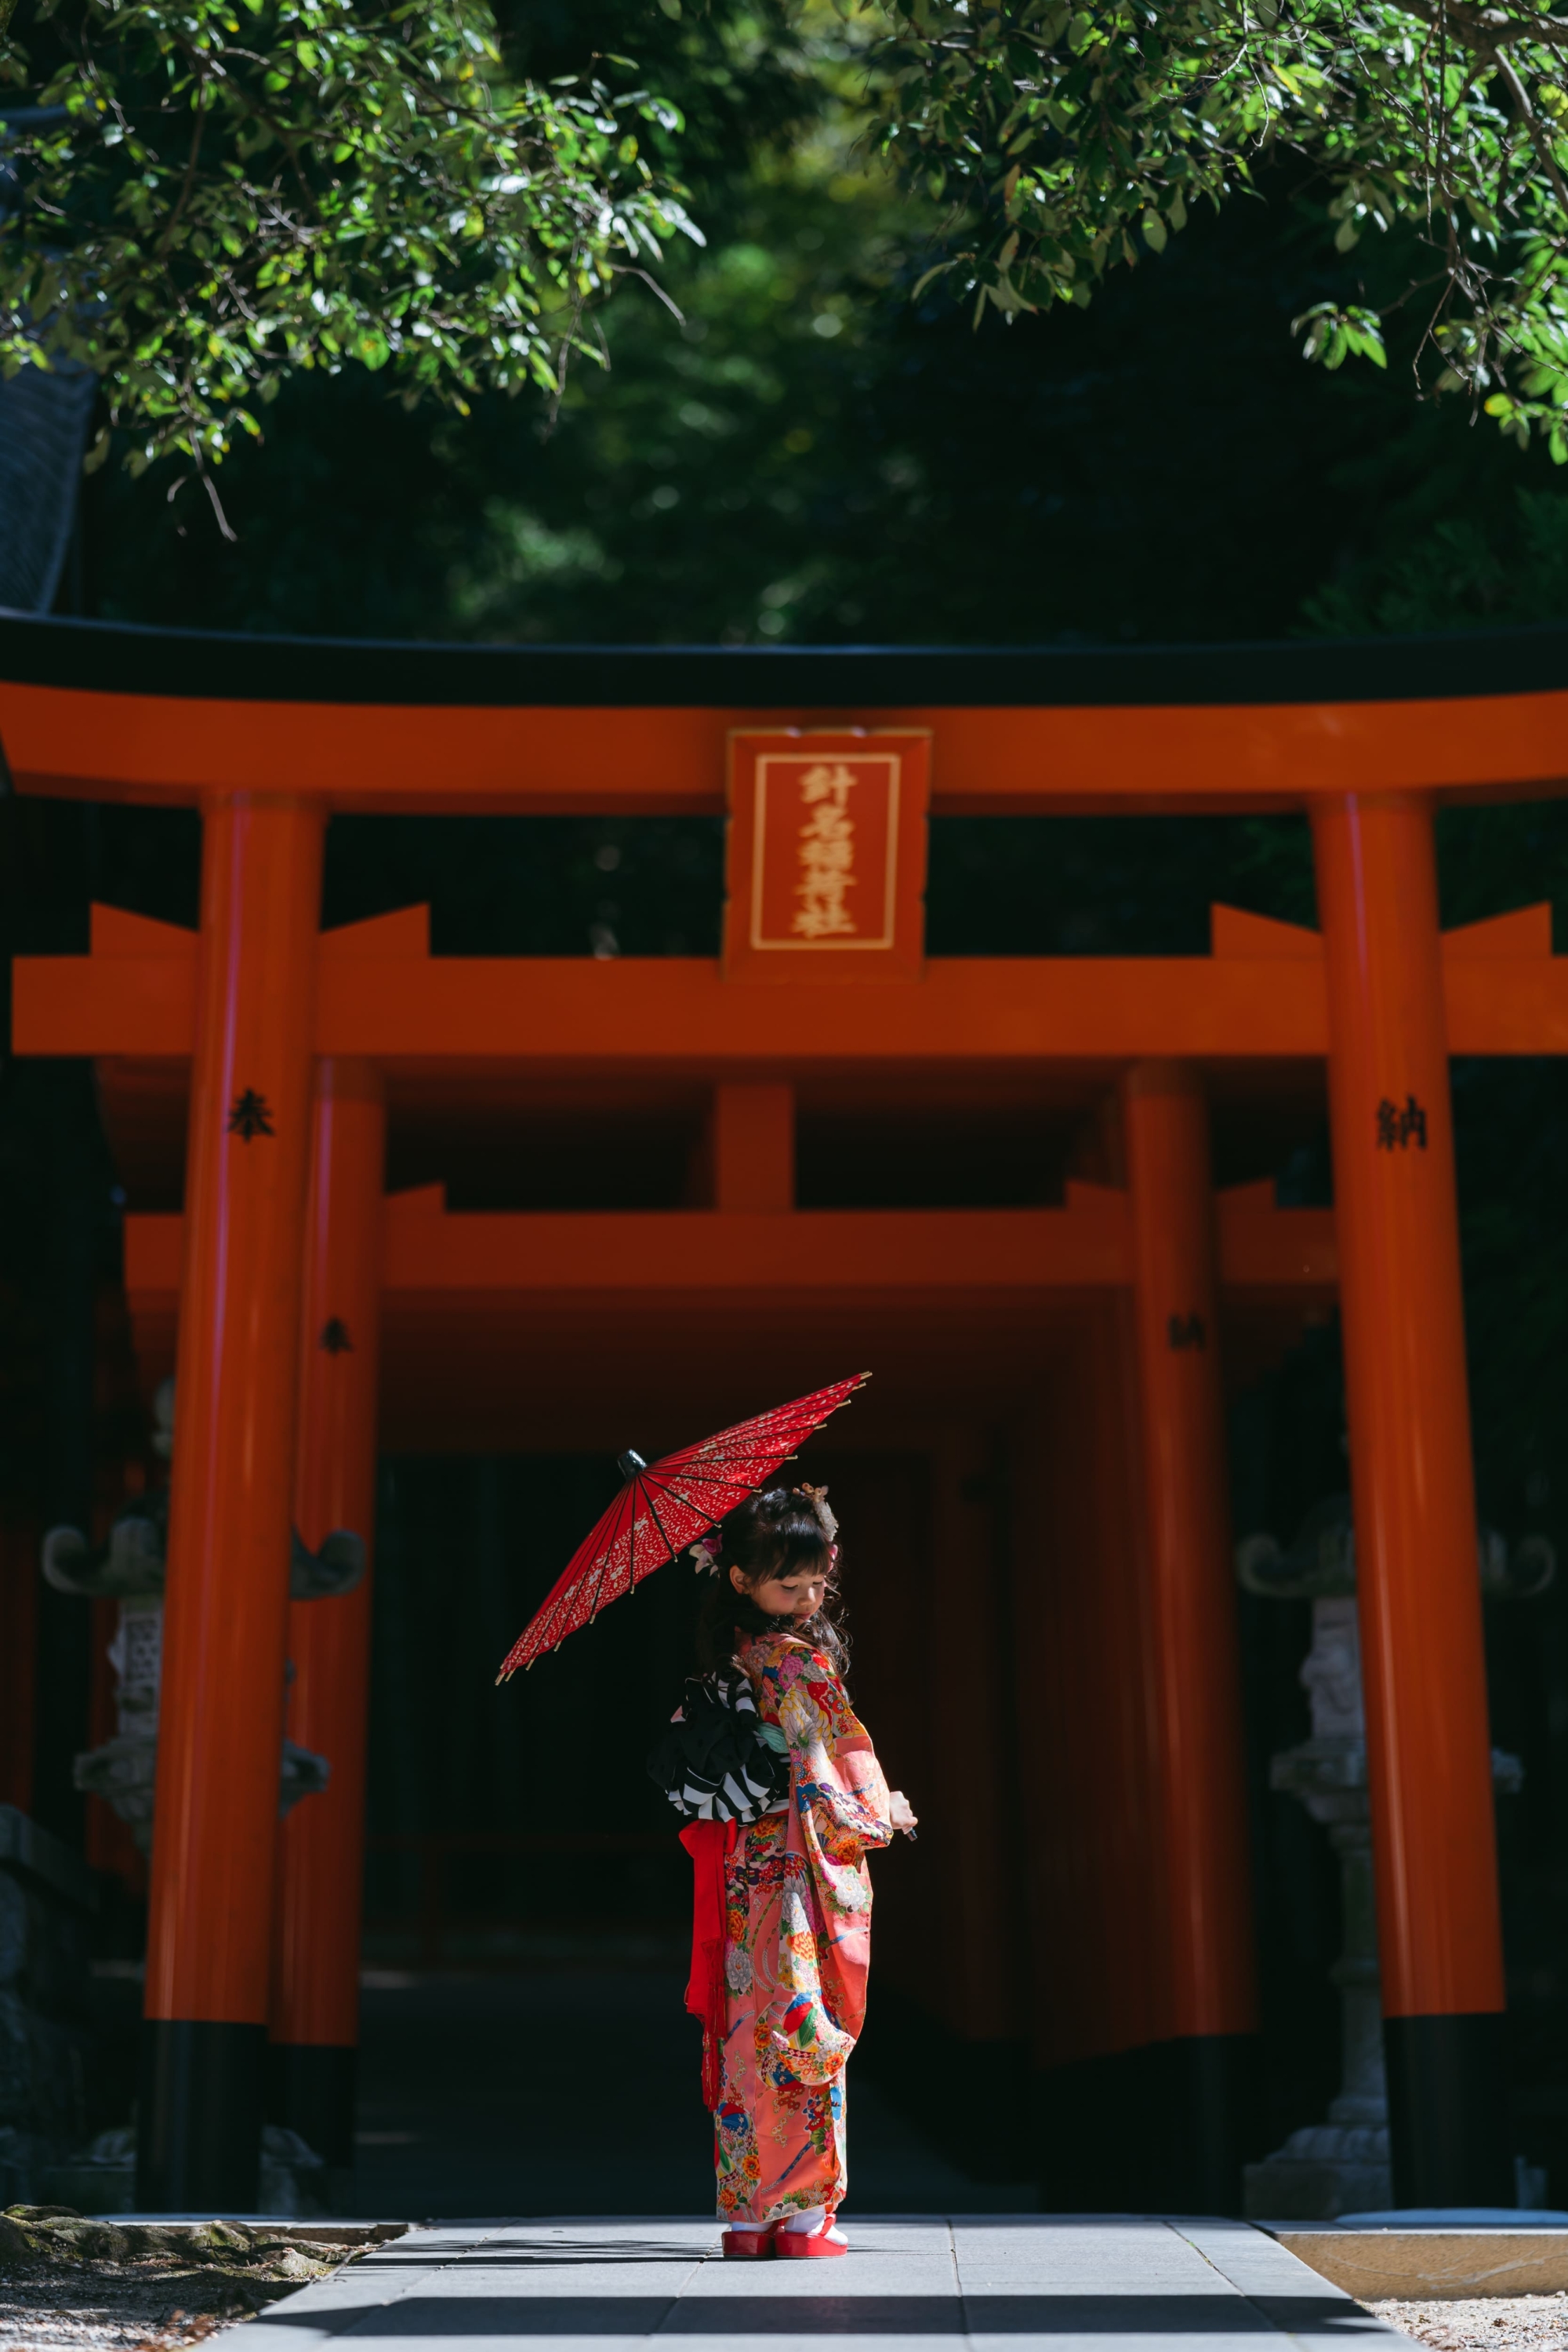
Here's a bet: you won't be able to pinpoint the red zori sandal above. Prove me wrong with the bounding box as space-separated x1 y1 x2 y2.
721 2222 780 2259
775 2214 848 2258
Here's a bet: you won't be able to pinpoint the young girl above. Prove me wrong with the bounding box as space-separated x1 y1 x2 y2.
692 1484 916 2259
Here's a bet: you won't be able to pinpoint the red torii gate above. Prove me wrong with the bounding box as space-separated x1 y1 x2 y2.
7 612 1568 2215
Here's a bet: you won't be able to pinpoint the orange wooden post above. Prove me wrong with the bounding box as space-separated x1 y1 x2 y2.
1123 1060 1258 2210
1018 1313 1170 2208
138 795 324 2214
711 1082 793 1210
269 1058 385 2177
1313 792 1509 2207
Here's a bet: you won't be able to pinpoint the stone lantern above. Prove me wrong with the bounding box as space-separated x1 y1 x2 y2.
1236 1495 1550 2220
43 1378 365 1853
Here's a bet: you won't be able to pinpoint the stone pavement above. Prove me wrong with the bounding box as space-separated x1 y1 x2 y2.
240 2217 1417 2352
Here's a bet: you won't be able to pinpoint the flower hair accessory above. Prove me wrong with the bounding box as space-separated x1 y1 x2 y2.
798 1484 838 1543
689 1537 720 1577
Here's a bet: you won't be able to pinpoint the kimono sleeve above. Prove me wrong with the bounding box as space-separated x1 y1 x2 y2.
775 1645 893 1857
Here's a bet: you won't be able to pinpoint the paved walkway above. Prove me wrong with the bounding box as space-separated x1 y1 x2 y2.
245 2219 1414 2352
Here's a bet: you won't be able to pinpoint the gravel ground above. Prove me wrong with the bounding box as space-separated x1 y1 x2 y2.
0 2212 373 2352
1372 2296 1568 2351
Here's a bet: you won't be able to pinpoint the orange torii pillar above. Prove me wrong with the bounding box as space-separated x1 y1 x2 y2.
1314 793 1510 2207
1123 1061 1258 2211
269 1060 385 2176
138 797 324 2213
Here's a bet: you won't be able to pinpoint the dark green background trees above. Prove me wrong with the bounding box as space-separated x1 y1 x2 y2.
62 0 1568 644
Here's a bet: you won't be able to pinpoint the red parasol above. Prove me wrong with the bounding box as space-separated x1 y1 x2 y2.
495 1373 869 1681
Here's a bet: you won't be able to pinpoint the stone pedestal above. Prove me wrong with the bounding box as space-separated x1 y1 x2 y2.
72 1592 164 1851
69 1595 330 1852
1243 1593 1521 2220
44 1385 351 1856
1245 1595 1390 2217
0 1806 95 2204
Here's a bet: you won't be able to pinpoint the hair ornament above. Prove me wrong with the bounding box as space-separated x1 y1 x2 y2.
798 1483 838 1542
689 1537 720 1577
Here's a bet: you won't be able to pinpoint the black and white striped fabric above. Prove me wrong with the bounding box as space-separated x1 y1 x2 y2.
647 1668 790 1824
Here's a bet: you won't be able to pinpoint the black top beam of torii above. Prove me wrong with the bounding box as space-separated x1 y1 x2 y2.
0 603 1566 710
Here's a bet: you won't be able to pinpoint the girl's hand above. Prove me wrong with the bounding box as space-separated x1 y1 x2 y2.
888 1790 918 1835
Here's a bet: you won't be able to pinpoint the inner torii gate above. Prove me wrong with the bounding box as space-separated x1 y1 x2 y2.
7 612 1568 2217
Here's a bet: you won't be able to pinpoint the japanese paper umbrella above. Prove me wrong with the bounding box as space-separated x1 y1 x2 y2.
495 1371 869 1680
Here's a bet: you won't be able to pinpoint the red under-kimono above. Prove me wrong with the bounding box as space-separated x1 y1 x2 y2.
685 1629 893 2227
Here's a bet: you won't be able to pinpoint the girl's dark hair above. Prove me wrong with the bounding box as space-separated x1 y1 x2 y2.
694 1486 849 1677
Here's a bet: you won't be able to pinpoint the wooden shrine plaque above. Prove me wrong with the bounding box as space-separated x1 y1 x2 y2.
724 730 931 982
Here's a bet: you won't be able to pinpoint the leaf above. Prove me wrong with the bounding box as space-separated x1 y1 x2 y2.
912 259 955 297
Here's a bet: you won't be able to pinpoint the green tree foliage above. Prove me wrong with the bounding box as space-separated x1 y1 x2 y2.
89 34 1450 639
1303 481 1568 626
0 0 699 521
861 0 1568 456
57 0 1568 644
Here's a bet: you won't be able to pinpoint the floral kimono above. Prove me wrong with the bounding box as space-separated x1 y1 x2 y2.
706 1631 893 2226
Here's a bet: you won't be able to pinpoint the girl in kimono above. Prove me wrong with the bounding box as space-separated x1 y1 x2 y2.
691 1485 916 2259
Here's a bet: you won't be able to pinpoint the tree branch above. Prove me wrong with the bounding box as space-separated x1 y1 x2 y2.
155 74 208 259
1381 0 1568 58
1494 42 1568 216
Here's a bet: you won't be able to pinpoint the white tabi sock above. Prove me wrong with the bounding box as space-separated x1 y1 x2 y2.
782 2206 848 2243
